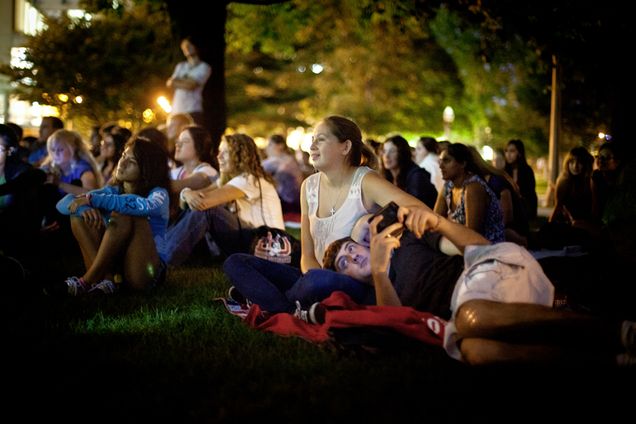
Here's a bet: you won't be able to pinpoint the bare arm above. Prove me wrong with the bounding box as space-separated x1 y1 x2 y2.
361 171 431 212
171 173 212 194
400 206 490 254
368 217 403 306
300 179 321 272
57 170 98 196
433 188 447 216
167 77 199 90
463 182 488 235
182 183 244 211
369 208 489 306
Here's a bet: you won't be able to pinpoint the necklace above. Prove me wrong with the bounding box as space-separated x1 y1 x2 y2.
327 172 350 216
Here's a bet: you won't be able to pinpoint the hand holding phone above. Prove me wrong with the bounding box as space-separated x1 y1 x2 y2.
369 201 403 237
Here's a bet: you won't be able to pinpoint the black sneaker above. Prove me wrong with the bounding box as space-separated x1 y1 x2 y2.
227 286 248 305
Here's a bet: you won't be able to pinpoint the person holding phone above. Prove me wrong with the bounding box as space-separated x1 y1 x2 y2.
223 115 432 315
322 207 636 367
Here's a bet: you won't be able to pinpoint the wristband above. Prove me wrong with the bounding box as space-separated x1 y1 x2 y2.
180 187 191 202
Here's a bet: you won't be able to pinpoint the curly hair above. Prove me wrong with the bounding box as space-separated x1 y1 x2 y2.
220 133 274 186
112 136 171 197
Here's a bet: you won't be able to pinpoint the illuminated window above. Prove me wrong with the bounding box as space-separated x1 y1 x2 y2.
14 0 46 36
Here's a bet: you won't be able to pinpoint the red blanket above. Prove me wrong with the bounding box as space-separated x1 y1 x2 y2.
243 291 446 346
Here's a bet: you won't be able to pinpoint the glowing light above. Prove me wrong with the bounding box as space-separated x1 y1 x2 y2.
311 64 324 74
287 127 313 151
10 47 31 69
57 93 69 103
598 132 605 139
74 96 83 104
443 106 455 123
67 10 90 20
142 108 155 123
481 145 494 161
157 96 172 113
253 136 267 149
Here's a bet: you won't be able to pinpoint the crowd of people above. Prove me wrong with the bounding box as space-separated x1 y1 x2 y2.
1 39 635 368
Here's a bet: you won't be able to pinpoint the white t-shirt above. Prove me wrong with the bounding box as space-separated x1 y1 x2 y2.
419 154 444 193
306 166 374 265
170 162 218 181
170 60 212 115
226 173 284 230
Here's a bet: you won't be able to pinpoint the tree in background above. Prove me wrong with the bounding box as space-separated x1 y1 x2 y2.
2 3 175 133
2 0 631 157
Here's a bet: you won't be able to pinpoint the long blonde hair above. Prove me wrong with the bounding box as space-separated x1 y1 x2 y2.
42 129 104 187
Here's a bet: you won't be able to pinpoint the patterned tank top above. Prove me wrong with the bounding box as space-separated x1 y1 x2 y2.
443 174 505 243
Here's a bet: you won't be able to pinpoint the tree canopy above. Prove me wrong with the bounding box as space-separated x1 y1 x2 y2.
2 0 630 155
2 3 176 132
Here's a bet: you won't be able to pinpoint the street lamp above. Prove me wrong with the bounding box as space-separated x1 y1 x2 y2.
443 106 455 141
156 96 172 114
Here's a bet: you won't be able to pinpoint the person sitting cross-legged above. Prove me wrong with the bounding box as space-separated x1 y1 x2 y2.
55 136 171 295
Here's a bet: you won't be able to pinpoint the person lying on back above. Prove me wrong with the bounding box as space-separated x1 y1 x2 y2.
322 207 635 366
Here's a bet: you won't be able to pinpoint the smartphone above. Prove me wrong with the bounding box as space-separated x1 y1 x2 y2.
368 201 403 236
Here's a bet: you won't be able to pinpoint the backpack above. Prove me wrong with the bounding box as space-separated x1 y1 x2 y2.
249 226 301 268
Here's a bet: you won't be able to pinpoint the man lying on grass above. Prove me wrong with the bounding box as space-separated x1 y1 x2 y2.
321 208 635 367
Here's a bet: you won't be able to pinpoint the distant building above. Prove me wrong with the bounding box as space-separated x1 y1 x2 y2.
0 0 83 130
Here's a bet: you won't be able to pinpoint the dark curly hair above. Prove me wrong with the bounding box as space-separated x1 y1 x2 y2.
220 133 273 186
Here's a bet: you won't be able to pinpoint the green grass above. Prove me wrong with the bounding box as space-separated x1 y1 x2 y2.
3 246 631 421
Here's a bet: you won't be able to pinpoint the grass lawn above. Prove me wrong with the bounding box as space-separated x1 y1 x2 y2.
2 241 633 422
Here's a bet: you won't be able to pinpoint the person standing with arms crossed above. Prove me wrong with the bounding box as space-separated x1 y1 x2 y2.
166 37 212 127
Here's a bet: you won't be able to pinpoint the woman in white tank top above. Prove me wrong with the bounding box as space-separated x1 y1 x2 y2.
301 115 433 270
223 116 435 315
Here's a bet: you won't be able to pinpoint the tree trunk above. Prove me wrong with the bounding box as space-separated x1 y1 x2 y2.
165 0 228 158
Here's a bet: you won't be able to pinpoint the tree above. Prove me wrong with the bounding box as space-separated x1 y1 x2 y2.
446 0 635 151
164 0 289 154
224 0 464 138
1 3 175 133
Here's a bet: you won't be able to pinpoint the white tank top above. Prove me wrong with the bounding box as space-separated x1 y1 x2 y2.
306 166 373 265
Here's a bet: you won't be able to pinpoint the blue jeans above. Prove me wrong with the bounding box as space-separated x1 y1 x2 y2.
223 253 375 313
161 207 252 265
